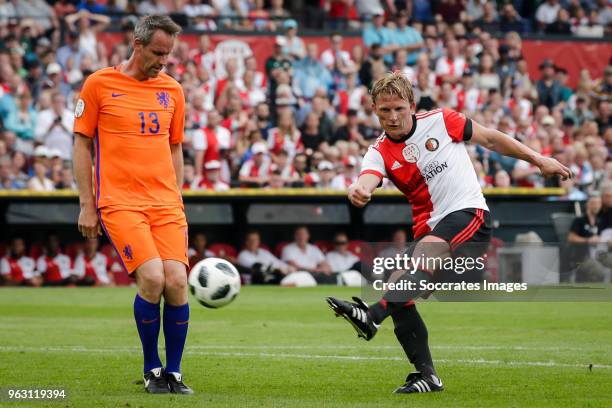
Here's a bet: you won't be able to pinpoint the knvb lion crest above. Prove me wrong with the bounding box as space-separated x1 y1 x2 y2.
156 91 170 108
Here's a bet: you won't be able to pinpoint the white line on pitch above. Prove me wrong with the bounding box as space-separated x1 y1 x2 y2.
0 346 610 370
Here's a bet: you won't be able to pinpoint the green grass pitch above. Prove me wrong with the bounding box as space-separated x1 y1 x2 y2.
0 287 611 407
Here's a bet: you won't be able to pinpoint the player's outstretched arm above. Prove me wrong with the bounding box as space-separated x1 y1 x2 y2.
73 133 101 238
348 173 381 208
471 120 572 180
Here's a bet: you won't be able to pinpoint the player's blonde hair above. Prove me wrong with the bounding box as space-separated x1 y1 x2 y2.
370 72 415 105
134 15 182 46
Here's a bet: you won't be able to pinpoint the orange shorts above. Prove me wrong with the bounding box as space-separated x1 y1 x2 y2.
98 205 188 274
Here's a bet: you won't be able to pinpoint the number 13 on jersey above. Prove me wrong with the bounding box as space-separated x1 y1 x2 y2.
138 112 160 134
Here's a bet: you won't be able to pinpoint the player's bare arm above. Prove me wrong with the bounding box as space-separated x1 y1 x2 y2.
170 143 184 189
348 173 381 208
471 121 572 180
73 133 101 239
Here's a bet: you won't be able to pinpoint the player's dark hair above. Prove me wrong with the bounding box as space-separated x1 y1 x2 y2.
134 15 181 46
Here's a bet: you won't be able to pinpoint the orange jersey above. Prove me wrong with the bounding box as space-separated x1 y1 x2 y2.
73 66 185 209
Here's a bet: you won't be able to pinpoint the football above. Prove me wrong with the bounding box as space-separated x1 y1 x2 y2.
188 258 241 308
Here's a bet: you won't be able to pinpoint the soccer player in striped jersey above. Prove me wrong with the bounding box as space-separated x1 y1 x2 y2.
327 72 570 394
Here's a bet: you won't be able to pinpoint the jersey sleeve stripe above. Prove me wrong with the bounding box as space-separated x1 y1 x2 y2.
97 213 129 274
94 130 100 209
463 118 473 141
415 108 442 119
359 169 384 179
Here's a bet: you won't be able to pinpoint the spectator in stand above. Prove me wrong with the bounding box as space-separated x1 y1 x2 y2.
499 3 525 33
363 12 394 59
281 19 305 60
56 31 84 74
475 53 501 91
394 10 424 66
537 59 563 110
73 238 112 286
331 155 358 189
37 234 72 286
56 164 76 190
10 151 28 188
239 141 271 186
28 147 55 192
575 8 605 38
247 0 271 31
5 92 36 155
199 160 230 191
238 230 295 284
567 193 610 282
293 43 333 101
493 169 512 187
267 109 302 159
193 110 224 178
546 8 572 35
359 43 387 90
242 69 266 109
536 0 562 31
334 69 366 114
0 156 20 190
266 164 287 188
265 36 293 110
332 108 369 147
281 226 332 284
300 112 328 154
137 0 169 15
184 0 218 31
188 232 215 268
475 1 498 27
65 9 111 65
435 38 467 85
268 0 290 22
35 91 74 160
325 231 363 286
555 66 573 102
320 32 353 74
311 160 336 188
0 236 39 286
54 0 77 18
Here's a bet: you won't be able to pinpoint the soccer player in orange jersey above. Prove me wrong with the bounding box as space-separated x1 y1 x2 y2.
73 15 193 394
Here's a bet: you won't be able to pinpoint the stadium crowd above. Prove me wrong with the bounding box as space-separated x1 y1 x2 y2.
0 1 609 197
0 2 611 287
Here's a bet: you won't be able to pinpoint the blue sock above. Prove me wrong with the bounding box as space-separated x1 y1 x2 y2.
163 302 189 374
134 294 163 373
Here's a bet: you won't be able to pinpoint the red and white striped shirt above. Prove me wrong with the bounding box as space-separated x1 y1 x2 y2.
0 256 36 282
360 108 488 238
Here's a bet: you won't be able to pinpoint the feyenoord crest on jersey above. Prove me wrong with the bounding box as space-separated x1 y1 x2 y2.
402 143 420 163
425 138 439 151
